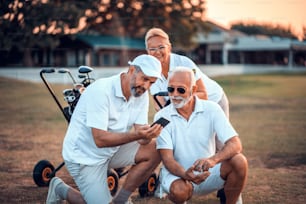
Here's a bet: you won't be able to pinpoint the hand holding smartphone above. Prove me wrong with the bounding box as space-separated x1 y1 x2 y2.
151 117 170 128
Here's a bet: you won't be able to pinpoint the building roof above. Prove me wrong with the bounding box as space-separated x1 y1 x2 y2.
195 20 306 51
226 36 306 51
195 20 245 44
76 35 145 50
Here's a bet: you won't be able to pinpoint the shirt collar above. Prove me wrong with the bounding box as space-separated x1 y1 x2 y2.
115 72 137 103
115 73 126 100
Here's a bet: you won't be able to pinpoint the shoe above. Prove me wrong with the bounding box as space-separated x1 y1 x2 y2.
154 183 168 199
124 199 133 204
236 194 243 204
112 198 133 204
46 177 64 204
216 188 243 204
217 188 226 204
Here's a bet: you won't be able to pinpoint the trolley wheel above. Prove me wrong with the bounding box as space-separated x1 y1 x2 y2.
107 169 119 196
138 173 158 197
33 160 55 187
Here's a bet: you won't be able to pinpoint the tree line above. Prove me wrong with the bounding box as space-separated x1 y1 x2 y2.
231 21 305 40
0 0 208 66
0 0 304 66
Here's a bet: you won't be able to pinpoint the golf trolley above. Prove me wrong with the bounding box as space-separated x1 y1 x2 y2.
32 66 158 197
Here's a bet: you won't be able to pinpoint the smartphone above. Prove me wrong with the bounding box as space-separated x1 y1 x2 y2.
151 117 170 128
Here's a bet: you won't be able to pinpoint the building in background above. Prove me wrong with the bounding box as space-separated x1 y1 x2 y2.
2 21 306 68
29 35 145 67
193 21 306 67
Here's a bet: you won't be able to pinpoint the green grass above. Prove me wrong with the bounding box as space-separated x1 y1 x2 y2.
0 73 306 203
217 73 306 98
211 73 306 203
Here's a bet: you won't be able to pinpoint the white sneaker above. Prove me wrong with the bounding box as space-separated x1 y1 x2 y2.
236 194 243 204
46 177 64 204
112 198 133 204
154 183 168 199
124 199 133 204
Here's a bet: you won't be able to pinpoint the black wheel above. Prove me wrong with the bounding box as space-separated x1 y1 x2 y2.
138 173 158 197
33 160 55 187
107 169 119 196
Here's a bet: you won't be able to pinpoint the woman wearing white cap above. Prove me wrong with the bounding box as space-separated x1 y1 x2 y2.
46 54 164 204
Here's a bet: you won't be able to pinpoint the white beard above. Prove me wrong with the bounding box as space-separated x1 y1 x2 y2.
170 95 191 109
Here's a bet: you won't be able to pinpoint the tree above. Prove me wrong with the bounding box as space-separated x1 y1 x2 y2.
302 26 306 41
230 21 299 39
0 0 86 66
81 0 209 50
0 0 208 66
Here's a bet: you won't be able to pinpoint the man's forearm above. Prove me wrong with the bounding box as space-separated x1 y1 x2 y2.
160 150 188 179
211 136 242 164
92 128 138 148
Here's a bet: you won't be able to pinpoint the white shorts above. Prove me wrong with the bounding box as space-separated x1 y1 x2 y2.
65 141 140 204
160 163 225 195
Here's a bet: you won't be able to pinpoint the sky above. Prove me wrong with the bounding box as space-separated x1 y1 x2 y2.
206 0 306 38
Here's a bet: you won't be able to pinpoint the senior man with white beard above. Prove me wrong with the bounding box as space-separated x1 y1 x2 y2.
154 67 248 204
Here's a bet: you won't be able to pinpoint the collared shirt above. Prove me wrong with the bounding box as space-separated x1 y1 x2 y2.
156 97 237 170
149 53 224 103
62 73 149 165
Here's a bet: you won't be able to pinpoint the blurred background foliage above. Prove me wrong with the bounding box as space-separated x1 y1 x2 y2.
0 0 303 66
0 0 208 52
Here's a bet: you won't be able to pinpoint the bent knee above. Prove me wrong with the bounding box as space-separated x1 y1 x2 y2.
169 179 193 203
230 153 248 177
136 140 160 164
232 153 248 168
221 153 248 178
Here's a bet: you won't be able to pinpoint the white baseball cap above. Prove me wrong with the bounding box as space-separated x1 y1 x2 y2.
128 54 162 79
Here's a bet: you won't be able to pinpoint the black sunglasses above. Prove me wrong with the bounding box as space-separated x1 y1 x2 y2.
167 87 186 94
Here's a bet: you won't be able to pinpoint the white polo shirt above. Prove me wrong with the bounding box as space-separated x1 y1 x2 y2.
156 97 237 170
149 53 224 103
62 73 149 165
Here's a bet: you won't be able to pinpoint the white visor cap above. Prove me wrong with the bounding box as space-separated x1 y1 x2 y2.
128 54 162 79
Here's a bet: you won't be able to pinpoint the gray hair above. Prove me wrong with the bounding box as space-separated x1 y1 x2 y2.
168 66 196 88
145 28 171 48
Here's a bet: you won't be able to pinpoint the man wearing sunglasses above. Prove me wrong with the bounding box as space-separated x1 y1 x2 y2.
155 67 248 204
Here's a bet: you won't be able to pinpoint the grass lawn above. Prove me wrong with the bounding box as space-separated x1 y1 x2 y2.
0 72 305 203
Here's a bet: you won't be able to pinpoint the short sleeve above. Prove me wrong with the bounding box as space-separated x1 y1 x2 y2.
213 105 238 143
86 88 110 130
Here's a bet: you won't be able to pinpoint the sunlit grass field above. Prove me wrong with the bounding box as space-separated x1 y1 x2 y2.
0 72 305 203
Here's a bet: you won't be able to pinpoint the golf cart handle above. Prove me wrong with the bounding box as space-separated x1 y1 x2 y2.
40 68 55 74
58 68 70 74
39 68 71 122
153 91 169 109
154 91 168 97
79 65 93 74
